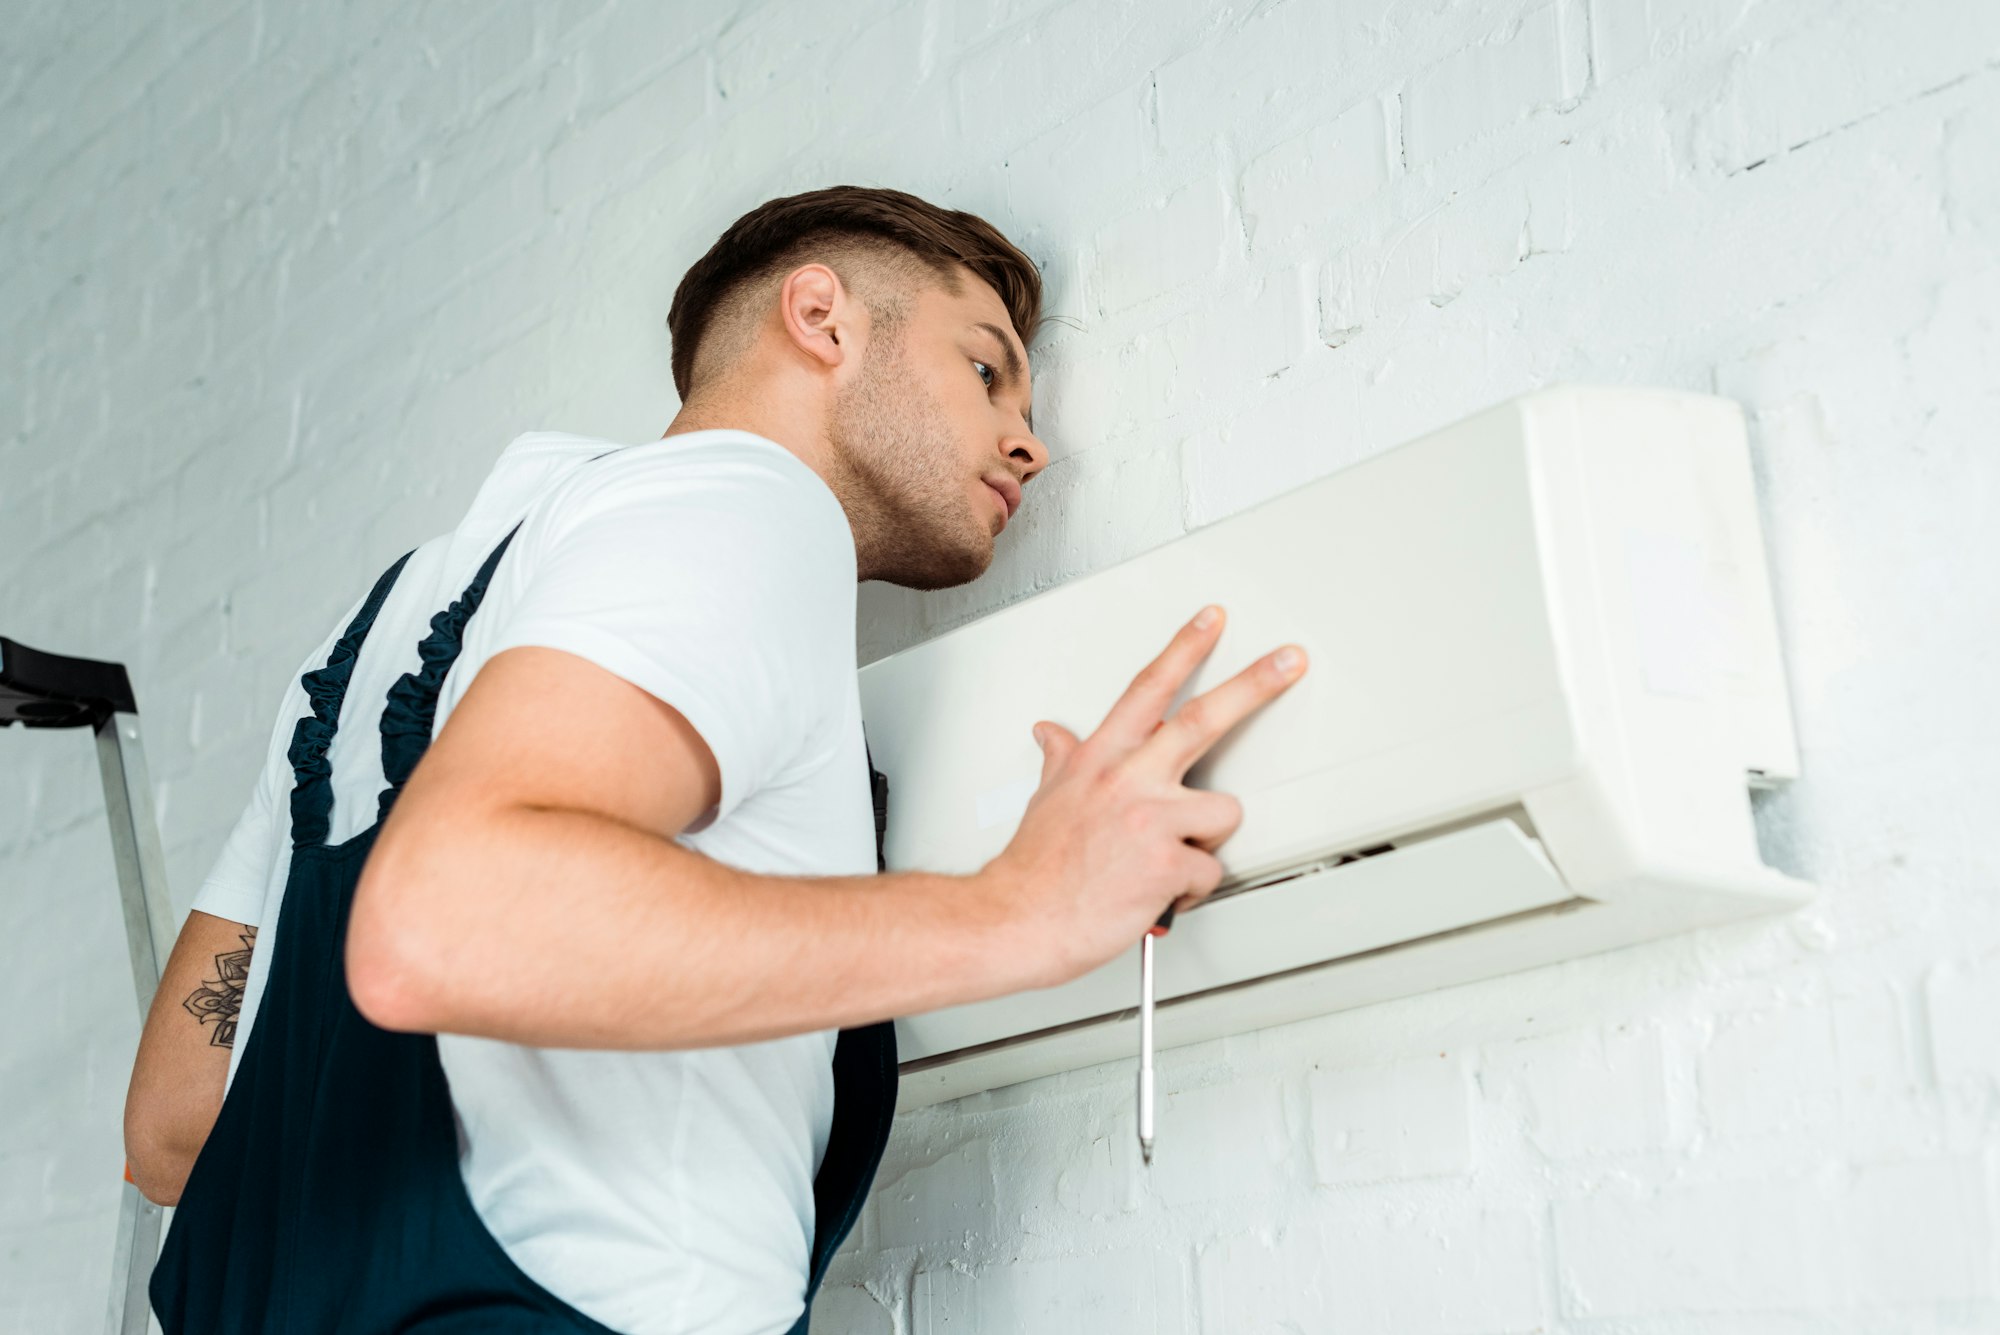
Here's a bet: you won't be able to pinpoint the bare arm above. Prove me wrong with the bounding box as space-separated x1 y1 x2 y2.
124 910 258 1205
347 645 1002 1048
348 611 1304 1050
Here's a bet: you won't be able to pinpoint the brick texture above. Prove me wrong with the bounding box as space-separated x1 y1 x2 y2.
5 0 1998 1331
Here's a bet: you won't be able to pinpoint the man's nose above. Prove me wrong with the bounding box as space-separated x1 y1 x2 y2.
1003 429 1049 482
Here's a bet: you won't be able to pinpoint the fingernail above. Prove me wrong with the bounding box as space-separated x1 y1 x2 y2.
1194 605 1220 629
1274 646 1304 675
1031 724 1045 747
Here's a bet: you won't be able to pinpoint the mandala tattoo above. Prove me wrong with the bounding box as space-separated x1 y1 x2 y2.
182 929 257 1048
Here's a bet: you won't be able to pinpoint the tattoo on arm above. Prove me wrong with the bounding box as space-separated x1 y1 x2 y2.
182 929 258 1048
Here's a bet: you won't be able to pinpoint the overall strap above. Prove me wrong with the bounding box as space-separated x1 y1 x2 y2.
793 740 901 1326
288 551 416 851
375 521 523 825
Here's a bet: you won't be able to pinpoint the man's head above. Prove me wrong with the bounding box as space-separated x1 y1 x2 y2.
666 186 1048 590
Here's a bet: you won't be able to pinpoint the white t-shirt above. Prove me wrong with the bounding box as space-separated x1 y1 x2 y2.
191 428 878 1335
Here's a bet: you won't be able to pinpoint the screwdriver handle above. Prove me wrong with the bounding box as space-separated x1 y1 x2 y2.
1149 905 1175 937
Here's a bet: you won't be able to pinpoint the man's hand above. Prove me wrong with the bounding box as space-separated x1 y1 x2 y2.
982 605 1306 991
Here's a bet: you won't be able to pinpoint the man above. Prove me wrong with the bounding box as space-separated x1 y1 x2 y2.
123 185 1306 1333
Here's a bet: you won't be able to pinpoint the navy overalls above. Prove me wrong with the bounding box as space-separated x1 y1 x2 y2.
151 523 899 1333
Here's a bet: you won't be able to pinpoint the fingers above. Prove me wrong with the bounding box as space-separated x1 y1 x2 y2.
1089 606 1227 757
1172 845 1224 907
1032 720 1079 783
1143 644 1308 778
1176 789 1243 854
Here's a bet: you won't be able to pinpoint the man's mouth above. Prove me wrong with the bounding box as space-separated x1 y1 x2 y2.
983 475 1021 527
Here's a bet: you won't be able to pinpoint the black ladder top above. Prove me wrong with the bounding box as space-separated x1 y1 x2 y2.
0 636 138 729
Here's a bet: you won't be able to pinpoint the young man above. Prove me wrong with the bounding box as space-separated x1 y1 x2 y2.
124 186 1306 1333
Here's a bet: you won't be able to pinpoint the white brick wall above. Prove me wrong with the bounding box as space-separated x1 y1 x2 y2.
5 0 1998 1330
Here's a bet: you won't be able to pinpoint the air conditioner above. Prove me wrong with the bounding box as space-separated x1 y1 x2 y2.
858 384 1808 1111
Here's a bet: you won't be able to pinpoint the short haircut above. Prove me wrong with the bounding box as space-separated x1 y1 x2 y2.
666 186 1043 399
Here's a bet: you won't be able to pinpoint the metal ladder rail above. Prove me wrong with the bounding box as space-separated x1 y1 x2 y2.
0 635 174 1335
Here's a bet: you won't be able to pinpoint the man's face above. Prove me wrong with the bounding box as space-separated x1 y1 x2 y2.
825 273 1047 590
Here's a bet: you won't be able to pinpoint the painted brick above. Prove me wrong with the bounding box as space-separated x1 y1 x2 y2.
1689 0 2000 174
1194 1226 1332 1333
1197 1210 1544 1335
1944 94 2000 233
914 1248 1191 1335
1239 96 1393 254
1926 951 2000 1087
1557 1159 1999 1316
1045 1133 1137 1222
1317 251 1366 347
1146 1077 1294 1208
545 53 709 202
875 1139 1000 1250
1090 183 1232 316
1697 1003 1841 1136
1555 1175 1824 1317
1588 0 1755 86
1011 422 1185 577
1371 179 1529 312
1825 986 1924 1153
1481 1023 1671 1158
1310 1056 1473 1185
1153 2 1360 156
949 0 1214 150
1181 367 1368 528
810 1283 895 1335
1837 1157 1998 1305
1402 3 1584 165
1584 0 1650 86
1028 329 1139 463
1145 268 1311 421
1327 1209 1545 1335
583 0 713 105
1003 88 1154 248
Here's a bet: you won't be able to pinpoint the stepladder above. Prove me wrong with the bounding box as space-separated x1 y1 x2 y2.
1 635 176 1335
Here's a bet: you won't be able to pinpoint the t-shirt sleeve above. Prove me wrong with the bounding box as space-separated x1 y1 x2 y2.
188 771 280 927
482 442 856 826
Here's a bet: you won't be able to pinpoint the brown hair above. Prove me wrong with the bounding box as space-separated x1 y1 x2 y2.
666 185 1042 399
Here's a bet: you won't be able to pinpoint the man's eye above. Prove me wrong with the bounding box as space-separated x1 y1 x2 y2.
973 360 995 388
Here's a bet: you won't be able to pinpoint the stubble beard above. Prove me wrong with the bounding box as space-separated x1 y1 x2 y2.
825 337 994 591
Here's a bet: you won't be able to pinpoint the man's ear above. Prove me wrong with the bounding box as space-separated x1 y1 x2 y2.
778 263 854 374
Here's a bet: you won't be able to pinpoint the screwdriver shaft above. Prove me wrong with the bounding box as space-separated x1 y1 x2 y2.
1138 930 1156 1164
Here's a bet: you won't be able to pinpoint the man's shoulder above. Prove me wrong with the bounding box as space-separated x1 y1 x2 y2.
535 430 848 546
579 429 821 489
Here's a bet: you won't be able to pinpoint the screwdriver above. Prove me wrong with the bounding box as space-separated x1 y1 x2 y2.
1138 904 1174 1165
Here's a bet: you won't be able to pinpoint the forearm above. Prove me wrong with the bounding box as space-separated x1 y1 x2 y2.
124 912 254 1205
349 802 1021 1049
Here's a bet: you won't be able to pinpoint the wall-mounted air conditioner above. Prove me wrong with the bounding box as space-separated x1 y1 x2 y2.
858 385 1808 1111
